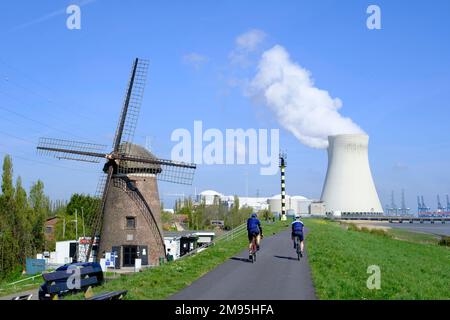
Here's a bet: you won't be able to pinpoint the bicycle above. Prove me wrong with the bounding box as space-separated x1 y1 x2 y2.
294 235 302 261
249 235 257 263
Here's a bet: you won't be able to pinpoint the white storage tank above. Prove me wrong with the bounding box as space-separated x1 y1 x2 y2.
268 194 291 214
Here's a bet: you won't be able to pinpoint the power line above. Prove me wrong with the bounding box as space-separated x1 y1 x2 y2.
0 57 55 93
0 57 95 120
0 129 36 145
0 58 152 143
1 75 95 122
0 105 97 143
0 148 99 174
0 87 86 129
0 88 105 146
0 112 68 138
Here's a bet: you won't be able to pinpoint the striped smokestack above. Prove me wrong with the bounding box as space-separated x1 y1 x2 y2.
279 152 287 221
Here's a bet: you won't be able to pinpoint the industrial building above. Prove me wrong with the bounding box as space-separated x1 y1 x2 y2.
320 134 384 216
196 190 270 212
196 190 316 216
267 194 314 216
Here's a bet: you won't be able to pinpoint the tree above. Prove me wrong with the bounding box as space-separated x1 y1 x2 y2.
0 156 59 278
29 180 50 253
55 193 100 241
0 155 19 277
1 155 15 225
259 209 273 221
15 177 33 264
230 195 241 228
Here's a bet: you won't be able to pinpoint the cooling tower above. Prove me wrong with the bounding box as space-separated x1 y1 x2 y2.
320 134 383 215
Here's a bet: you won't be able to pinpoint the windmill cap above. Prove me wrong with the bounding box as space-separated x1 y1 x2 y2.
119 142 161 171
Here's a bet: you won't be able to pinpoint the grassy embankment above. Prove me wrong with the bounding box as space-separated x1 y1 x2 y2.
66 220 289 300
304 219 450 300
0 272 43 298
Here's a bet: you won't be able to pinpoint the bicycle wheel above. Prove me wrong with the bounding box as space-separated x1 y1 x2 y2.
251 238 257 263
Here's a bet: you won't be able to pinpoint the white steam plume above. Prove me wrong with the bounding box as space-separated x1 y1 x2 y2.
248 45 364 149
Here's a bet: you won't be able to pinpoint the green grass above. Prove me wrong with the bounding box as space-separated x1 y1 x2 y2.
65 221 289 300
388 228 442 245
305 219 450 300
0 274 43 298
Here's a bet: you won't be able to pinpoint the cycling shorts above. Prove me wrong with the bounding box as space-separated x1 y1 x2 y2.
292 232 304 241
248 231 260 241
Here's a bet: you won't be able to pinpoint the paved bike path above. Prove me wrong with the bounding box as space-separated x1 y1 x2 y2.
169 229 316 300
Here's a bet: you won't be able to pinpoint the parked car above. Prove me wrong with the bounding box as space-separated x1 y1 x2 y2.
38 262 104 300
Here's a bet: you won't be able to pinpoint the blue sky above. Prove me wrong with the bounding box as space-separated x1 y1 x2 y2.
0 0 449 210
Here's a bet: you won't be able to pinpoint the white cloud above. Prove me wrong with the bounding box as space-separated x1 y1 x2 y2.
248 45 364 149
235 29 266 52
182 53 209 70
229 29 267 66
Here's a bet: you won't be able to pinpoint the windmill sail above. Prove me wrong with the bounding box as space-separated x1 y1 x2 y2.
37 138 107 163
84 168 114 262
116 143 196 185
113 58 149 154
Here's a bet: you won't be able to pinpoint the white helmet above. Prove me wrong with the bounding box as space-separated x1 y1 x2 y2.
295 215 300 220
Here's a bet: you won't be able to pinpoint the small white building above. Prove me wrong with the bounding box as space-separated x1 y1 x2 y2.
55 240 77 264
194 231 215 246
164 236 181 260
309 201 326 216
164 230 216 260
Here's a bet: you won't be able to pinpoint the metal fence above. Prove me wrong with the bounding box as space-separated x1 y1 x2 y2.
179 223 247 259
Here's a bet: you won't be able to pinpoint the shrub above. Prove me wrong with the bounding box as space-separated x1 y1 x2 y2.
438 236 450 247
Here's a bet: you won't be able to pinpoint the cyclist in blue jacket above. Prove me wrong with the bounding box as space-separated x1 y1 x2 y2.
292 215 304 257
247 213 263 256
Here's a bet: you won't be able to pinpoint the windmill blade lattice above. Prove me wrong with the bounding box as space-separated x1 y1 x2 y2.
112 58 149 154
37 138 107 163
117 154 196 185
85 168 114 261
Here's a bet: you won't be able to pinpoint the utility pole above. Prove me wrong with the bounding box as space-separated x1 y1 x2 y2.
63 213 66 239
74 209 78 240
81 207 86 237
279 152 287 221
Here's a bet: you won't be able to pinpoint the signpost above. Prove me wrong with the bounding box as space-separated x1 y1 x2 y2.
26 258 46 275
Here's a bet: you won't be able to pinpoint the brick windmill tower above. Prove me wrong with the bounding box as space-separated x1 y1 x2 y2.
37 58 196 267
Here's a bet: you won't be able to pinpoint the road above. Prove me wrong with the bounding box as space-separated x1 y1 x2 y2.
169 229 316 300
366 222 450 236
0 288 38 300
387 222 450 236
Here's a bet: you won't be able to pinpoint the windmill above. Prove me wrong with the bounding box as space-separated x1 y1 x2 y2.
37 58 196 267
